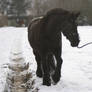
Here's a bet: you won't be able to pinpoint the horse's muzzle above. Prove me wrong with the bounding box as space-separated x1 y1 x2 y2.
71 40 80 47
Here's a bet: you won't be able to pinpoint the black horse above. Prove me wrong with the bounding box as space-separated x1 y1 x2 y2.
28 8 80 86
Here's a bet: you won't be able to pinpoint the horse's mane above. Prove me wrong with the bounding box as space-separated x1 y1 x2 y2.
44 8 70 19
41 8 70 26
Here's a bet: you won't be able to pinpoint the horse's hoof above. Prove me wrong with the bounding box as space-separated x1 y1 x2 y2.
43 76 51 86
52 73 61 84
43 81 51 86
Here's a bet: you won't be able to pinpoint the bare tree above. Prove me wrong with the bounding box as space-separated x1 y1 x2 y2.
8 0 31 16
0 0 10 15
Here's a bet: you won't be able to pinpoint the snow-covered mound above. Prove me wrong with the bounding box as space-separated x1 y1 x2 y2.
0 26 92 92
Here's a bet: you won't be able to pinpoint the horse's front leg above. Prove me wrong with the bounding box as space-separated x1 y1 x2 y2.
41 54 51 86
52 49 63 84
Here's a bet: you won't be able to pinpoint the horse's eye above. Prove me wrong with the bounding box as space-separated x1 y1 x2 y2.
69 33 72 36
69 33 76 36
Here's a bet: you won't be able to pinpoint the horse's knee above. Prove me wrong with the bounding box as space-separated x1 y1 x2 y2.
55 56 63 69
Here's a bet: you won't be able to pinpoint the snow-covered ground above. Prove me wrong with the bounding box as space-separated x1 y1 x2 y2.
0 26 92 92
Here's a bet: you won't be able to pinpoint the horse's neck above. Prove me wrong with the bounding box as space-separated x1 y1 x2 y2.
45 18 63 37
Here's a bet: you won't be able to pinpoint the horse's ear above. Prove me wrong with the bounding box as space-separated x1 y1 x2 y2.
74 12 80 18
72 11 80 20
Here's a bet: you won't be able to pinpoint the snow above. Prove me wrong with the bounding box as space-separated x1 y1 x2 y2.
0 26 92 92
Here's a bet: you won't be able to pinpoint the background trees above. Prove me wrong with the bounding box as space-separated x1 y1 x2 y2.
8 0 31 17
0 0 92 26
31 0 92 25
0 0 9 15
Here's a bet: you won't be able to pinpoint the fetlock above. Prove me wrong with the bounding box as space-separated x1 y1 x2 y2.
43 75 51 86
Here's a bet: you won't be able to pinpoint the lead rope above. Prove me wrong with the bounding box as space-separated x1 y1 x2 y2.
77 42 92 49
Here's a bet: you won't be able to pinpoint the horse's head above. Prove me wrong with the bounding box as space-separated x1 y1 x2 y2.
62 12 80 47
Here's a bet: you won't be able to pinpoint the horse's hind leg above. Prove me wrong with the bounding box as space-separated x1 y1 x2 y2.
33 50 42 77
52 48 63 84
41 54 51 86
